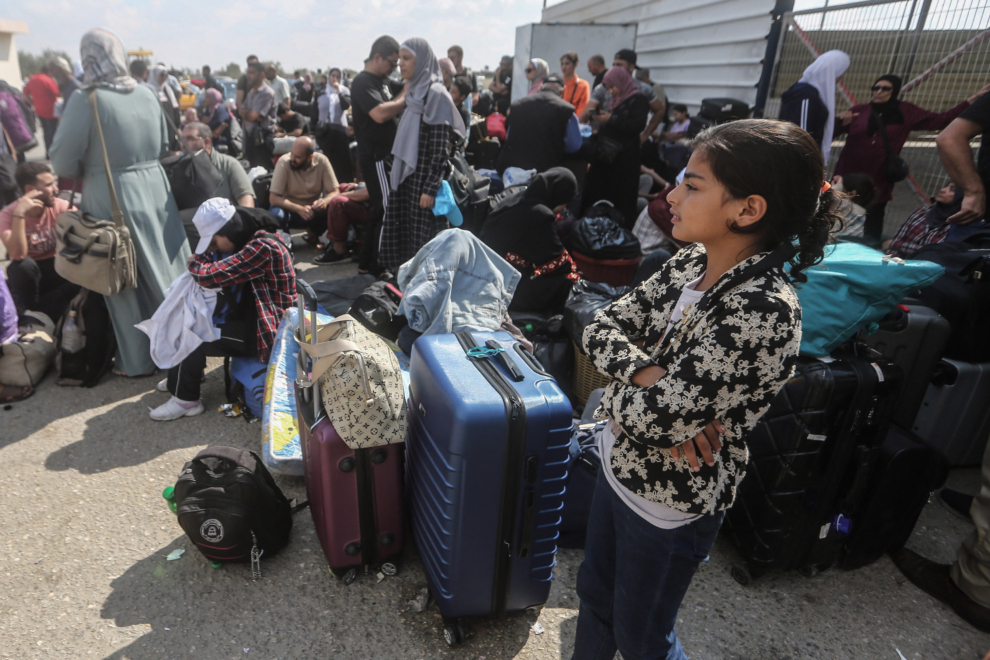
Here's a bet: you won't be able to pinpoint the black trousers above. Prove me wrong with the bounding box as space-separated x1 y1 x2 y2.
319 125 354 184
245 129 274 170
286 206 329 237
864 202 888 243
6 256 79 322
166 340 257 401
358 153 392 273
40 118 58 156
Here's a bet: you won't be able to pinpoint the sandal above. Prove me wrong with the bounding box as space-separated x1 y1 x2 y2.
0 385 34 404
112 367 157 378
303 233 324 250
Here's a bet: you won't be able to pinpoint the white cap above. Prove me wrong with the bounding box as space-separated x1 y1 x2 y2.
192 198 237 254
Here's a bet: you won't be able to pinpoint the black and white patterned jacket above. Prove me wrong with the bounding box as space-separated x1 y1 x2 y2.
582 243 802 515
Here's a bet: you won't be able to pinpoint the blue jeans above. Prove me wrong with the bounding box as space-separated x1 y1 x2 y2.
572 470 724 660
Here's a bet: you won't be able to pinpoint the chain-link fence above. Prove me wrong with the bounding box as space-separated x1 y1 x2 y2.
764 0 990 237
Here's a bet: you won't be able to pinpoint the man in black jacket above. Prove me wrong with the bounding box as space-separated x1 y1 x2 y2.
495 75 582 175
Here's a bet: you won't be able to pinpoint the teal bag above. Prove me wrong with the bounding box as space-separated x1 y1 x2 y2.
795 243 944 357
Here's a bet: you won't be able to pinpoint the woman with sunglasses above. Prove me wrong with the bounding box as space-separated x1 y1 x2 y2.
833 74 989 243
526 58 549 96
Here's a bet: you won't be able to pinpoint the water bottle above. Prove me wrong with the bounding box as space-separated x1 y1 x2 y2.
162 486 177 514
60 311 85 353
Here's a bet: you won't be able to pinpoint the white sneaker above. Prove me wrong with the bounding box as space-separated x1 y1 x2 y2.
156 378 168 392
150 396 205 421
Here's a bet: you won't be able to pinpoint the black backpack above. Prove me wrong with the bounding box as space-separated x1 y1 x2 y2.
54 289 116 387
252 172 273 209
160 149 224 210
347 280 406 341
173 447 298 573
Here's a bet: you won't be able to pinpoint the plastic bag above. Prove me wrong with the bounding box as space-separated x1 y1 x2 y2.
566 205 641 260
562 280 631 347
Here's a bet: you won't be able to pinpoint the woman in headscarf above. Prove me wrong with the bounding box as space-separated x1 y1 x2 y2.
886 180 967 258
834 74 989 243
149 64 180 127
294 72 314 104
526 58 549 96
202 87 234 149
480 168 580 312
779 50 849 162
582 66 649 226
379 38 465 271
50 28 190 377
311 67 353 183
149 198 293 421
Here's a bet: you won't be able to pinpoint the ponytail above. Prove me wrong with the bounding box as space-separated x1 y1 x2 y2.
789 187 840 283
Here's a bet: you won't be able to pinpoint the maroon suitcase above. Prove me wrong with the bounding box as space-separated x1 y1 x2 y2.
294 281 405 584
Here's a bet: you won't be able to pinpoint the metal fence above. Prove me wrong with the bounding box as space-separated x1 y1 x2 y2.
764 0 990 237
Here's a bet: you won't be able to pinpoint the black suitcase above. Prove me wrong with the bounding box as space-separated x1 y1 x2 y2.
911 233 990 363
725 354 901 584
466 138 501 171
698 98 750 124
838 425 948 570
859 304 950 428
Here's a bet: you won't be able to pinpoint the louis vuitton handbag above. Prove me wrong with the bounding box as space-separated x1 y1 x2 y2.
299 314 407 449
54 87 137 296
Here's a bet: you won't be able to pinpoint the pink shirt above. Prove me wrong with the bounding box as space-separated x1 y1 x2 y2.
0 197 69 261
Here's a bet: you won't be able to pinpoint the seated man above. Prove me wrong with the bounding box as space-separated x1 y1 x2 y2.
495 75 582 175
150 199 294 421
275 105 310 138
886 181 963 258
269 136 340 248
314 182 371 264
0 163 79 321
450 76 472 129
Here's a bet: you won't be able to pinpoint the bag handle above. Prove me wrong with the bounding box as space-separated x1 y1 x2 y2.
86 87 124 231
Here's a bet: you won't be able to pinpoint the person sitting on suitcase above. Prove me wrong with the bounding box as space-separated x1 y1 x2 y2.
573 120 836 660
149 198 295 421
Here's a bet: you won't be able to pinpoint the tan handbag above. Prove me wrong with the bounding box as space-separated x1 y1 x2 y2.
0 312 55 387
297 312 407 449
55 87 137 296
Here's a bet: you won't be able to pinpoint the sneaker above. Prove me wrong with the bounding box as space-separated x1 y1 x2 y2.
314 247 354 265
937 488 975 523
149 396 205 421
156 378 168 392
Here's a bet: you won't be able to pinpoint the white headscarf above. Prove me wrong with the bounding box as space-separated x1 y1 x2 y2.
149 64 179 108
79 28 136 92
798 50 850 163
527 58 549 96
319 67 349 127
390 38 466 191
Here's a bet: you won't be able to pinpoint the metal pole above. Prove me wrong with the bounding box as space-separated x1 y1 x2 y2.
754 0 796 118
888 0 920 75
901 0 934 79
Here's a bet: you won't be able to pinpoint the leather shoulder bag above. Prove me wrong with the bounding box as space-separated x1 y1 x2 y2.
55 86 138 296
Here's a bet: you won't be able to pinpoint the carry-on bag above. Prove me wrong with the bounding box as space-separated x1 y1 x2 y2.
173 446 295 574
838 425 948 570
54 87 138 296
406 331 572 646
558 422 604 549
725 353 902 584
295 280 405 583
54 288 116 387
912 358 990 466
859 303 950 428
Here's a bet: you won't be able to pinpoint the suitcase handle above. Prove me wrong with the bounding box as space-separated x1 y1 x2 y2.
485 340 525 382
295 279 321 420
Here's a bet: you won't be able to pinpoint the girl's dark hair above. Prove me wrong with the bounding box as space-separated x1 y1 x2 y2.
672 103 688 116
841 172 876 208
691 119 838 283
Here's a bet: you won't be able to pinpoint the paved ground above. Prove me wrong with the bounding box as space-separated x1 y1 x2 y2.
2 239 989 660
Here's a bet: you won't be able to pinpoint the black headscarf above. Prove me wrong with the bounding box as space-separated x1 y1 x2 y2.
924 182 965 228
215 207 282 252
867 74 904 136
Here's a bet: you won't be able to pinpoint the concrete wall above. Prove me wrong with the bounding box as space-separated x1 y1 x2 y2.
0 20 28 88
541 0 776 112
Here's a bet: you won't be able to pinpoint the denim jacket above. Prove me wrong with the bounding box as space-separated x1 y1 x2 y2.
397 229 521 336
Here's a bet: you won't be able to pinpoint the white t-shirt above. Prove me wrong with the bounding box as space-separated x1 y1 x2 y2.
599 273 706 529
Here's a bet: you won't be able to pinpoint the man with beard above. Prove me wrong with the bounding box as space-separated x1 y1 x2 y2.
0 162 79 320
269 136 340 249
241 60 278 168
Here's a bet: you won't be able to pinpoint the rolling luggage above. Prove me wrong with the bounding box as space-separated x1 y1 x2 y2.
838 425 948 570
860 304 950 428
725 354 901 584
912 359 990 466
698 97 750 124
406 331 572 646
294 281 405 583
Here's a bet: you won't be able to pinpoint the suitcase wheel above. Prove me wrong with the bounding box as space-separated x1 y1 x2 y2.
341 568 358 585
442 620 465 648
730 565 752 586
799 563 830 578
380 560 399 577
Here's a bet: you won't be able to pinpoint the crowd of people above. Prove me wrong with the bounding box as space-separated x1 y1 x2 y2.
1 24 990 660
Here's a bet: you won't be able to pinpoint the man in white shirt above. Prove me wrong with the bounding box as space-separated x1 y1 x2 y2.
265 64 292 109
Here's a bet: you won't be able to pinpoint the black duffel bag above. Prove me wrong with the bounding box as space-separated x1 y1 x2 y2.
347 280 407 342
912 231 990 362
562 280 631 348
161 148 224 210
173 447 296 571
566 204 641 260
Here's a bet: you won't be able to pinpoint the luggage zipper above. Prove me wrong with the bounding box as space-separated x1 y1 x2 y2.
353 448 379 569
251 532 263 580
456 332 528 616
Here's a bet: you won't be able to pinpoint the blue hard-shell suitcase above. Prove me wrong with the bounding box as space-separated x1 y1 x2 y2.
406 331 572 646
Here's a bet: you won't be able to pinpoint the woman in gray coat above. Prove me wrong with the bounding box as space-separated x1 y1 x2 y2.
51 28 190 377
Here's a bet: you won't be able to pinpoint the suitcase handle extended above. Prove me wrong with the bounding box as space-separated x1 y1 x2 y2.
295 279 321 420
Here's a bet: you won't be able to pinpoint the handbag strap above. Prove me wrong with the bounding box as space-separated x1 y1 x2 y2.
86 88 124 230
872 109 895 158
